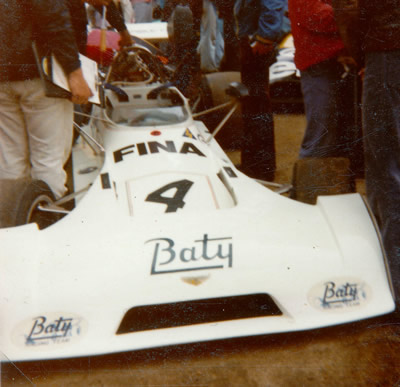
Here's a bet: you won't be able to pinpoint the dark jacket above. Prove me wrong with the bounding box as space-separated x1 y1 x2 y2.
0 0 80 82
333 0 400 62
162 0 203 32
361 0 400 52
234 0 285 42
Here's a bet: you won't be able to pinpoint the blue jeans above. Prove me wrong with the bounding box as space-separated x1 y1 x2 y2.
363 50 400 304
300 58 359 160
239 38 276 181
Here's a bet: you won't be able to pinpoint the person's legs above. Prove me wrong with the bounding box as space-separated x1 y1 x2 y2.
199 0 219 72
363 50 400 304
20 79 74 198
219 10 240 71
335 68 363 176
239 39 275 181
134 2 153 23
299 59 355 159
0 81 30 180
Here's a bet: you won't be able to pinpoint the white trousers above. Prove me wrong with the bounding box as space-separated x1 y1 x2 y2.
133 2 153 23
0 79 73 198
198 0 224 72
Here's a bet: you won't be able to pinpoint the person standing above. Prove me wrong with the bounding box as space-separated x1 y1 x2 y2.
288 0 359 164
162 0 203 52
69 0 133 130
198 0 224 73
234 0 285 181
67 0 133 54
131 0 154 23
0 0 92 199
87 0 135 28
333 0 400 307
214 0 241 71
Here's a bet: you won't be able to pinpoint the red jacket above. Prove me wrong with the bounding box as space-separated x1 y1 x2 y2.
288 0 344 71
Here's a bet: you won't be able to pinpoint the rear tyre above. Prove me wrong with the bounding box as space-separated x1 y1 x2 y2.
290 157 355 204
0 179 59 229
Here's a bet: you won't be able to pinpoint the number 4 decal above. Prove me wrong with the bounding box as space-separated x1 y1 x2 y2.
146 179 194 213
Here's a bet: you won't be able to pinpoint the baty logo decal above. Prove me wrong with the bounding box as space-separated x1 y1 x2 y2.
308 278 371 311
146 234 233 274
12 313 87 349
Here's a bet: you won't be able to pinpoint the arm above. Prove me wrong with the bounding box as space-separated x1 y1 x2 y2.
256 0 285 42
33 0 92 104
251 0 284 56
291 0 339 34
67 68 94 105
105 1 128 32
332 0 363 66
34 0 81 76
88 0 134 47
105 1 134 47
88 0 127 32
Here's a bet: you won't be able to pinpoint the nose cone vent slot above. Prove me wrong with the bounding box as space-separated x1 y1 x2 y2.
116 293 282 334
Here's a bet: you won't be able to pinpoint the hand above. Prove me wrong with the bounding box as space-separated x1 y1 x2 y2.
251 40 274 56
118 30 134 48
67 68 93 105
84 0 111 6
358 67 365 82
337 55 357 79
337 55 357 68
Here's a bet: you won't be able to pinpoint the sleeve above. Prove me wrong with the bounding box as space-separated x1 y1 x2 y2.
95 1 128 32
257 0 285 41
33 0 81 75
332 0 363 64
292 0 339 34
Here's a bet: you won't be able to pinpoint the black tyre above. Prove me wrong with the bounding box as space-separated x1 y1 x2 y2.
0 179 58 229
290 157 355 204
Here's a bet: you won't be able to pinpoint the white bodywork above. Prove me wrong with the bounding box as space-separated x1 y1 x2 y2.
0 84 394 362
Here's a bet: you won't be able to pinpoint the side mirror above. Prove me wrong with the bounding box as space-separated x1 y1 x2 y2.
103 83 129 102
147 82 174 99
225 82 249 99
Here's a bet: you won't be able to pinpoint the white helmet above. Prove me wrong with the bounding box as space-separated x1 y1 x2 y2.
270 48 300 83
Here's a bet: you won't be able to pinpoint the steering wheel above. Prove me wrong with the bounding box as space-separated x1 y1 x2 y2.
107 45 170 84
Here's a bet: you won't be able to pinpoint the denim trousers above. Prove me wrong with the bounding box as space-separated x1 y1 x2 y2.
300 58 359 161
239 39 276 181
363 50 400 304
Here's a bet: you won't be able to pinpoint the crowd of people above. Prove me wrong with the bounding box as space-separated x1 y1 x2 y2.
332 0 400 308
231 0 400 310
289 0 400 309
0 0 398 309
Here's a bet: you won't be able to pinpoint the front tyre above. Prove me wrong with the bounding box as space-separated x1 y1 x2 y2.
290 157 355 204
0 179 59 229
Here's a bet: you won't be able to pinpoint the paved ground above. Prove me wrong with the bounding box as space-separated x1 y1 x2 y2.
2 315 400 386
2 114 399 386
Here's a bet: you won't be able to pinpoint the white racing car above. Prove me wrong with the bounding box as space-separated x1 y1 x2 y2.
0 58 395 361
